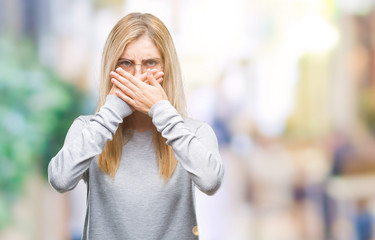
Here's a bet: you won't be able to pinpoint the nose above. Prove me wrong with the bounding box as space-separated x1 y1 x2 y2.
133 64 142 77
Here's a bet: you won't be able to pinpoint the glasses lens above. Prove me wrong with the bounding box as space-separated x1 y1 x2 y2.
117 60 134 73
141 59 162 72
117 59 163 74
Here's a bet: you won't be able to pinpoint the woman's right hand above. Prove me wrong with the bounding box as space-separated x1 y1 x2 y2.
109 69 164 112
109 84 137 112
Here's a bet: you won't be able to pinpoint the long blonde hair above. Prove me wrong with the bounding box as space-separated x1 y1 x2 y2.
97 13 187 180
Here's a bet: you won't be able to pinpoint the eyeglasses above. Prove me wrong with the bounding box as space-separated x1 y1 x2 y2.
116 58 163 74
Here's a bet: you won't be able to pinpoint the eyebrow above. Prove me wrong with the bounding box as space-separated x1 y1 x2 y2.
117 57 161 62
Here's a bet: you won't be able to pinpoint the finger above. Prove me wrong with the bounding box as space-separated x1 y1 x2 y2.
146 69 158 86
156 77 164 84
145 76 163 84
111 78 136 99
115 67 145 88
154 71 164 80
138 69 157 82
110 71 139 92
150 68 159 75
144 71 164 84
139 72 150 83
135 69 162 84
109 85 118 96
114 90 136 107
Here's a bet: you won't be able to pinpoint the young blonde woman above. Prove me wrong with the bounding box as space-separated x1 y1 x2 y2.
48 12 224 240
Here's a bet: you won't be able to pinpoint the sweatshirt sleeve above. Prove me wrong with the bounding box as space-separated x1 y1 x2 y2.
149 100 224 196
48 95 133 193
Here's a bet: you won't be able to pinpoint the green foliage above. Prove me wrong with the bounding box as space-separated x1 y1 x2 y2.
0 36 85 229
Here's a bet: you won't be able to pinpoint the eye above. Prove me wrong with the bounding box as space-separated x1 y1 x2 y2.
119 60 133 67
144 59 158 67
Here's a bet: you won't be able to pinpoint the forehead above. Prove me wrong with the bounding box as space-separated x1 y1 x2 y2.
120 35 161 59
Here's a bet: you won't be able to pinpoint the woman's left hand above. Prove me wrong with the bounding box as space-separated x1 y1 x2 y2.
110 67 168 114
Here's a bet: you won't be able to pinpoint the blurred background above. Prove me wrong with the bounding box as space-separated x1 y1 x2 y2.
1 0 375 239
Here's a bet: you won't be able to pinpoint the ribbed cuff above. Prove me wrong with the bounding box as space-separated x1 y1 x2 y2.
148 100 172 118
148 100 184 134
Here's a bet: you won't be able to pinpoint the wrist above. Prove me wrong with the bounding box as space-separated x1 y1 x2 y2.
105 95 133 118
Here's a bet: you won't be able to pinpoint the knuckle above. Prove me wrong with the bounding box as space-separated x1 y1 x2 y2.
134 90 142 97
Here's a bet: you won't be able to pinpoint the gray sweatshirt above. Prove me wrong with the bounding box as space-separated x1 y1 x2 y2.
48 95 224 240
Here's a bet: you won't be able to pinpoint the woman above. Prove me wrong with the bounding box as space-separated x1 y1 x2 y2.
48 12 224 240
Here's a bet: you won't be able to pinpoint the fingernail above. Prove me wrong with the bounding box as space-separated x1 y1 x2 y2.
116 67 122 72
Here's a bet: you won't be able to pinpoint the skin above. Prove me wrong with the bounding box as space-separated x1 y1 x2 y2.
109 35 168 132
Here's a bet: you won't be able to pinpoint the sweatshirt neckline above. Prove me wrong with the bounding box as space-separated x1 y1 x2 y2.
133 128 152 135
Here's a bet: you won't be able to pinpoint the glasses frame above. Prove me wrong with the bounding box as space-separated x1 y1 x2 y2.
115 58 163 75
